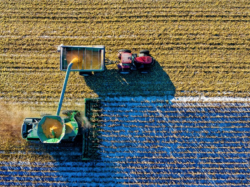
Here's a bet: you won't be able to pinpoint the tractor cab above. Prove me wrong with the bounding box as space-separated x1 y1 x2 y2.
117 49 154 74
117 49 134 74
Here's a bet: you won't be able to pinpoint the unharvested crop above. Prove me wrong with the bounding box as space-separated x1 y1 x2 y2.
0 0 250 108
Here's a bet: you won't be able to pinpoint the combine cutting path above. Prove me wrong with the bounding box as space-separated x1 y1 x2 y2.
0 97 249 186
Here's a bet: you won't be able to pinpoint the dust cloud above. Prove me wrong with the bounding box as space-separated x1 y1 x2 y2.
0 102 36 138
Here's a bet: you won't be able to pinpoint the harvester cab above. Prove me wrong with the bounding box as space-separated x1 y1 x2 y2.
117 49 155 74
21 45 103 160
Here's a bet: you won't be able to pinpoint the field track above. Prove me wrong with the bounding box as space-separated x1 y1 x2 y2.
0 0 250 186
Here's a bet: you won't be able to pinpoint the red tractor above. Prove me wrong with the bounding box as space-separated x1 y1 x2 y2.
117 49 155 74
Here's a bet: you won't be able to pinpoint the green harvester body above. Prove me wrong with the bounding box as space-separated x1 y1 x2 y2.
21 99 101 160
22 114 78 143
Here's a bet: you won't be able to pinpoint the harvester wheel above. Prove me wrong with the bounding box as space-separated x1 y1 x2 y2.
62 110 77 116
118 49 131 53
40 113 52 117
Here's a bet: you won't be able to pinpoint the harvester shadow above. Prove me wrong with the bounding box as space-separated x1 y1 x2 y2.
81 59 176 184
25 137 86 162
84 59 176 98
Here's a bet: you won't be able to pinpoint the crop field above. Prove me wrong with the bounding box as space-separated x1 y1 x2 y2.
0 0 250 186
1 0 250 108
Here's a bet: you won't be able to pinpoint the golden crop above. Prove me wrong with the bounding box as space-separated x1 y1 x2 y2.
0 0 250 108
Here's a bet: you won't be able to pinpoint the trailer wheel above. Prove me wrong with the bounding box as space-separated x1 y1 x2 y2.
79 72 92 77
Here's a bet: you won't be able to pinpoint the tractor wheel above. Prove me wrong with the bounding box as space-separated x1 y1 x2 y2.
118 49 131 53
119 69 131 75
139 49 150 56
151 57 156 66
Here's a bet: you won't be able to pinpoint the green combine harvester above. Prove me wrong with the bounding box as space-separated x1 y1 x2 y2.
21 45 105 160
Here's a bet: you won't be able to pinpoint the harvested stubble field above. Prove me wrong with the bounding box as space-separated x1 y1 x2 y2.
0 97 250 186
0 0 250 186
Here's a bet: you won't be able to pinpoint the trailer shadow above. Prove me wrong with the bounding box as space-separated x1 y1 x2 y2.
83 59 176 98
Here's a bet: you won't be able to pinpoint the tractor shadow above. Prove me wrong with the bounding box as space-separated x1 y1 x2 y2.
84 59 176 98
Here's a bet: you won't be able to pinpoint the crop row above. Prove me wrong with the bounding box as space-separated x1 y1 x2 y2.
3 45 250 54
1 34 250 43
0 160 248 168
97 99 249 186
2 14 250 21
1 161 249 171
2 42 250 57
3 15 250 23
101 100 250 106
1 53 250 66
0 174 248 181
1 1 250 10
5 11 247 17
1 59 250 69
2 60 250 69
2 25 250 40
3 94 250 106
